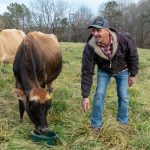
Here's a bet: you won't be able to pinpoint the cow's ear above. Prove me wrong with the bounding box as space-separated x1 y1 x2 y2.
46 88 55 100
12 88 25 100
47 87 55 100
47 94 52 100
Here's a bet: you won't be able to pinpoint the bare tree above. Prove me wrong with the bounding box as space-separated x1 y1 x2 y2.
102 1 123 29
1 0 149 46
30 0 68 33
136 0 150 47
120 0 150 47
69 5 93 42
0 15 5 28
98 0 150 48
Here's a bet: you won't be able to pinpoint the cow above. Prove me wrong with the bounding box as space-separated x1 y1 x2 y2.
13 31 62 134
0 29 25 68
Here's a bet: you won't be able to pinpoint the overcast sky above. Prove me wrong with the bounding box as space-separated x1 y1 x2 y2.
0 0 139 15
0 0 102 15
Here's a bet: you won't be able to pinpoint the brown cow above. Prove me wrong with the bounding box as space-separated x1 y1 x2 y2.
13 31 62 134
0 29 25 68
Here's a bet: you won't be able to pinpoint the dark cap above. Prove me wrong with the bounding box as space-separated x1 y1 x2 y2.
88 16 109 29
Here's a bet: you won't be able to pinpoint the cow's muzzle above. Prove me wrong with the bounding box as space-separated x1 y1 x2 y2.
34 127 49 134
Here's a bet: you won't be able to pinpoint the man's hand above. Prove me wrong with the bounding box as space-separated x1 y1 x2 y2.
128 76 136 87
82 98 90 112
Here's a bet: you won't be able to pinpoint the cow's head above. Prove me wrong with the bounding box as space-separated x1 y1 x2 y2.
13 88 53 134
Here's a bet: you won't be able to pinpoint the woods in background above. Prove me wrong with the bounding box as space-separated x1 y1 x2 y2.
0 0 150 48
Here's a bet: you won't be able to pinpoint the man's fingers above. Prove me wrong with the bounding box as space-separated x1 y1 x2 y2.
83 104 87 112
85 103 89 111
128 79 135 87
82 103 90 112
128 80 132 86
82 98 90 112
128 77 136 87
83 104 86 112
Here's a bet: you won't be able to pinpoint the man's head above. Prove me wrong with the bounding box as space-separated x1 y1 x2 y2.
88 16 109 29
88 17 110 44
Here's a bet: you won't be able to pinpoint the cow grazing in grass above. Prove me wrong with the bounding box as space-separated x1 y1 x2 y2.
0 29 25 68
13 31 62 134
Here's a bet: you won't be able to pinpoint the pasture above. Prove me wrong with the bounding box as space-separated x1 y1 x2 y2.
0 42 150 150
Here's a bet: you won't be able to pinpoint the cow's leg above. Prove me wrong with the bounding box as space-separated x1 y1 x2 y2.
14 78 25 123
0 39 5 72
0 59 4 72
18 99 25 123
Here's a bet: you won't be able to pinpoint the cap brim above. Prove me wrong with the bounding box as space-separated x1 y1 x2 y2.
88 25 104 29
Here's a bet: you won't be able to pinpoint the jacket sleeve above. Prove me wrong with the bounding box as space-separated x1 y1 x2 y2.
81 44 95 98
126 37 139 77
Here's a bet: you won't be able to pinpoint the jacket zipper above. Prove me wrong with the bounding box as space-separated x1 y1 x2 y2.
110 59 112 68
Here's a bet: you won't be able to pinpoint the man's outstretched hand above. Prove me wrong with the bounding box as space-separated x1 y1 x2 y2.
128 76 136 87
82 98 90 112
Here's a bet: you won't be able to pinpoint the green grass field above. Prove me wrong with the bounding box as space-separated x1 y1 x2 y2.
0 42 150 150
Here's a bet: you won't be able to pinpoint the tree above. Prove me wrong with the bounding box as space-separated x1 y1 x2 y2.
119 0 150 48
2 3 31 30
7 3 23 27
102 0 122 29
0 15 5 28
0 12 16 28
30 0 68 33
69 5 93 42
136 0 150 47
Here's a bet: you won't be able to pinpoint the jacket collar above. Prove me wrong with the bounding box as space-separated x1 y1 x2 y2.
88 29 118 60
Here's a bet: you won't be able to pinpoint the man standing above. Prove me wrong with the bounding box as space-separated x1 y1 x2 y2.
81 16 139 130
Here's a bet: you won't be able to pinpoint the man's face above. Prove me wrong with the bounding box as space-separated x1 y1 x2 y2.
91 28 108 43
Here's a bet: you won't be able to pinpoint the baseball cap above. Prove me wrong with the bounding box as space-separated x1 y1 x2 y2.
88 16 109 29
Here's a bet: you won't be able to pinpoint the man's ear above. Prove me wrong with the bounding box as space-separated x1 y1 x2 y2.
12 88 25 101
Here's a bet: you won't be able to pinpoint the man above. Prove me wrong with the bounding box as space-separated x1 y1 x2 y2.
81 16 139 130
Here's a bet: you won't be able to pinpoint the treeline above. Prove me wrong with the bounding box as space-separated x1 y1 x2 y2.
0 0 150 48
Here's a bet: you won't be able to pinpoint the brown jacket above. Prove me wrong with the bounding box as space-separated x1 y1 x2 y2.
81 28 139 98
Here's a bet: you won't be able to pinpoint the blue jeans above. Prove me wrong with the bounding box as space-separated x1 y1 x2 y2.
91 69 129 128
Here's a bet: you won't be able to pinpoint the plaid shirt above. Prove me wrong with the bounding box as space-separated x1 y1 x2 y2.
99 35 113 59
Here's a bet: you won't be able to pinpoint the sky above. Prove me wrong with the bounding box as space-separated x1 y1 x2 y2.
0 0 112 15
0 0 139 15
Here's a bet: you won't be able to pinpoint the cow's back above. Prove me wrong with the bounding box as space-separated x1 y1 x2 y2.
0 29 25 63
14 32 62 89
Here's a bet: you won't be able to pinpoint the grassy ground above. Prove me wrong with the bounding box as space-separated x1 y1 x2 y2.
0 42 150 150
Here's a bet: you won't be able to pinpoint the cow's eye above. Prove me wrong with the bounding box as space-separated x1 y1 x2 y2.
29 101 40 111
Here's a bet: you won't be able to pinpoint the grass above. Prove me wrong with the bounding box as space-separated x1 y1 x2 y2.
0 44 150 150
